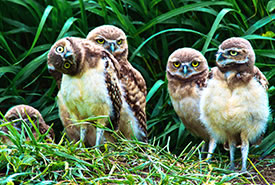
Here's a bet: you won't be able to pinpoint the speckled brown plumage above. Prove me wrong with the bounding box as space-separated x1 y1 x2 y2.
200 37 270 172
87 25 147 142
166 48 211 142
1 104 54 144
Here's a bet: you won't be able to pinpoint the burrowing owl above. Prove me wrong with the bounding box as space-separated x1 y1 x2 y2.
1 104 55 144
87 25 147 142
166 48 213 151
200 37 270 172
48 37 123 146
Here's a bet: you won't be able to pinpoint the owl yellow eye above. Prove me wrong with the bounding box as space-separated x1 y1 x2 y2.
173 62 181 68
117 39 122 45
56 46 64 53
96 39 105 44
63 62 71 69
191 61 200 67
229 50 238 56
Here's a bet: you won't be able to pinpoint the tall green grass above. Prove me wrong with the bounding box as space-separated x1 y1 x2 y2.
0 0 274 164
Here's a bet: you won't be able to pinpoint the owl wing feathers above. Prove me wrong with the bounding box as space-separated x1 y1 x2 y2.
253 66 269 90
120 63 147 140
104 53 123 130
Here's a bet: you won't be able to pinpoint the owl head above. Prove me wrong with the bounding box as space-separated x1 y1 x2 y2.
86 25 128 60
166 48 209 82
216 37 255 69
48 37 84 76
4 105 45 132
48 37 121 78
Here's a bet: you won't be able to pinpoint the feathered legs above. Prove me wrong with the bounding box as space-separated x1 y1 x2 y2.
228 138 236 170
207 138 217 160
80 123 88 146
96 127 104 146
240 132 249 172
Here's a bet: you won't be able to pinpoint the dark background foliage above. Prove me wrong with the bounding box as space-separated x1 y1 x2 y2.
0 0 274 155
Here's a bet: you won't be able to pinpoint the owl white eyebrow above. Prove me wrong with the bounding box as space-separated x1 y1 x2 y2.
170 58 180 62
95 36 106 40
225 47 242 51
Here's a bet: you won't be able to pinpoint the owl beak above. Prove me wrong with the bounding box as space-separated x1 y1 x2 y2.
182 65 188 75
216 53 226 62
109 43 116 53
64 51 73 60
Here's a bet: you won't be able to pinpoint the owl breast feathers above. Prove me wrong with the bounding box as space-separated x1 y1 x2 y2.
166 48 211 141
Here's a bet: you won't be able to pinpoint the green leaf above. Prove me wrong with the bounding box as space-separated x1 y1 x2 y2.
146 80 165 102
130 28 206 61
245 14 275 35
57 17 78 40
201 8 234 54
134 1 232 36
254 49 275 59
15 5 53 65
267 0 275 13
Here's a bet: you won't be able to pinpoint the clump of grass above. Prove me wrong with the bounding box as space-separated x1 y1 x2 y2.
0 122 273 184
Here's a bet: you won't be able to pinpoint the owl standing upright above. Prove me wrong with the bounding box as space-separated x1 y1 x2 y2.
200 37 270 172
1 105 55 144
48 37 124 146
166 48 212 150
87 25 147 142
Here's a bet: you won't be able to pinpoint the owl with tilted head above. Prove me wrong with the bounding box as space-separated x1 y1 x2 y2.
1 105 54 144
48 37 124 146
47 36 147 147
166 48 213 153
200 37 269 172
87 25 147 142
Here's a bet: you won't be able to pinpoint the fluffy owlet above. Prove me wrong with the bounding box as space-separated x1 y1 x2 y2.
48 37 124 146
1 105 55 144
166 48 212 150
86 25 147 142
200 37 270 172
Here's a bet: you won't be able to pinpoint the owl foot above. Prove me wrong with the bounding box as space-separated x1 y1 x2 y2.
206 138 217 162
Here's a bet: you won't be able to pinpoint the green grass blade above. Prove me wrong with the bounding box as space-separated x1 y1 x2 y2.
245 14 275 35
130 28 206 61
201 8 234 54
134 1 232 36
146 80 165 102
15 5 53 65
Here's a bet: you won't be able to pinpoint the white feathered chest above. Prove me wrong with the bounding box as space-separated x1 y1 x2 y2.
200 74 269 142
58 68 113 120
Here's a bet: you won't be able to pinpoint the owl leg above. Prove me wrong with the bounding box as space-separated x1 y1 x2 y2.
240 132 249 172
95 127 104 146
80 123 88 146
206 138 217 161
201 141 207 158
228 139 236 171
